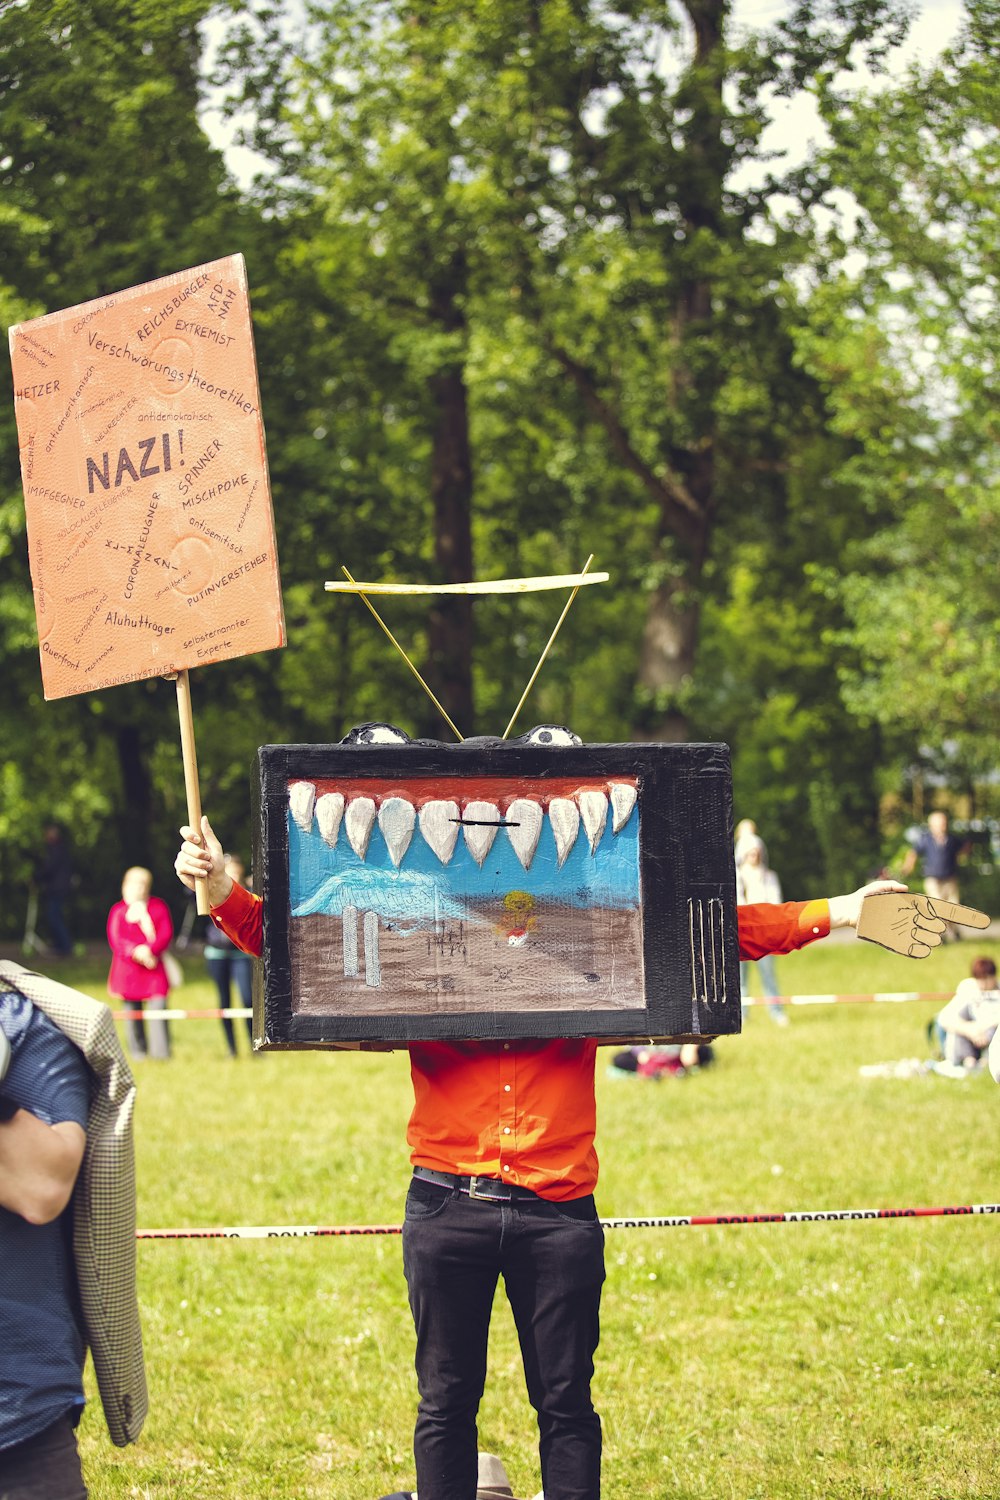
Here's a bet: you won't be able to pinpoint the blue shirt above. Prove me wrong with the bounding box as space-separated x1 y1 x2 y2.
0 989 91 1451
913 830 964 880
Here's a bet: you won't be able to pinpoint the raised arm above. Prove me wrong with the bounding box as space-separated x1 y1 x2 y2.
175 816 263 958
175 814 234 907
147 896 174 956
107 902 134 959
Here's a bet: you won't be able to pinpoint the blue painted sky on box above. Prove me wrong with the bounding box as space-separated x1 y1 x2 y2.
288 800 640 921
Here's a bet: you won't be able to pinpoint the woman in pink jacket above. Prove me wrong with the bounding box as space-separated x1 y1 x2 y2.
107 865 174 1060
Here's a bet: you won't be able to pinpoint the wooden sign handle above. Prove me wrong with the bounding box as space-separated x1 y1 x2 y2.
175 670 210 916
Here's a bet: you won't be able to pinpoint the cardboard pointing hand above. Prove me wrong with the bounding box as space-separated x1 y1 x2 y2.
857 892 991 958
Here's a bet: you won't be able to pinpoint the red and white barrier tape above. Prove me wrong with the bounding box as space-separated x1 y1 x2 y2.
114 1006 253 1021
744 992 951 1006
137 1203 999 1239
114 993 955 1023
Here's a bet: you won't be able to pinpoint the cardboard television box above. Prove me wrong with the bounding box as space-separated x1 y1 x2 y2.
251 737 740 1048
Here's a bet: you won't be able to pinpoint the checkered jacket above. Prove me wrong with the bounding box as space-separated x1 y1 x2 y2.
0 961 147 1446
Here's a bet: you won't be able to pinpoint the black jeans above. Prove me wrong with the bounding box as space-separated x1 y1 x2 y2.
0 1413 87 1500
43 896 73 957
402 1177 605 1500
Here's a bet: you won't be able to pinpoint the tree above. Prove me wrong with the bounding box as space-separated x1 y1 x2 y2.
219 0 914 743
800 0 1000 793
0 0 247 932
2 0 983 930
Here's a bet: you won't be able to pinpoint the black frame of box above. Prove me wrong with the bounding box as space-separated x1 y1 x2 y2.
251 739 740 1048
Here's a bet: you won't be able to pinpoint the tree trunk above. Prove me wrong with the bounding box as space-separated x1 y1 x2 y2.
633 0 724 740
635 574 703 742
115 722 154 867
425 266 475 740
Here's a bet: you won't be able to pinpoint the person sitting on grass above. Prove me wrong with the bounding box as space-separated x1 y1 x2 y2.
933 956 1000 1073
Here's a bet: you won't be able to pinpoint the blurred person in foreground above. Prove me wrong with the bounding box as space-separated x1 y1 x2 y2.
175 810 905 1500
0 960 146 1497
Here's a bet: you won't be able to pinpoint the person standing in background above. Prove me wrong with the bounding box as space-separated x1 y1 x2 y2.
900 811 971 939
34 822 75 957
736 836 789 1025
734 817 765 869
204 854 255 1058
106 867 174 1061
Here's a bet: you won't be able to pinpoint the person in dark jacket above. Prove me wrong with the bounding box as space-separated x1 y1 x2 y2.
34 823 74 957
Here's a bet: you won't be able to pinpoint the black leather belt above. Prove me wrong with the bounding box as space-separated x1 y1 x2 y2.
412 1166 540 1202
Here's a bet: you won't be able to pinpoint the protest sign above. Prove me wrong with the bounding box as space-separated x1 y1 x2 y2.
8 254 285 699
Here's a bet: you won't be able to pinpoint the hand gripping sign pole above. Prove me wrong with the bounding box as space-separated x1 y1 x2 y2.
9 256 285 913
172 669 209 914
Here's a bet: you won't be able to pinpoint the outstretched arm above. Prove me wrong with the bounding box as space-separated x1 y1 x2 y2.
738 880 907 961
827 879 909 930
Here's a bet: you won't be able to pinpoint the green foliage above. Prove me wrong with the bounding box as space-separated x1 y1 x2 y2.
0 0 247 931
1 0 995 934
802 4 1000 775
689 441 893 894
0 0 238 300
230 0 918 746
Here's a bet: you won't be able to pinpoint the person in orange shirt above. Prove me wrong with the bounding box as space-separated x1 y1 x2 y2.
175 815 904 1500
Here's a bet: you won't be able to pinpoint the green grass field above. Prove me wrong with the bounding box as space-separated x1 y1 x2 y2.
50 936 999 1498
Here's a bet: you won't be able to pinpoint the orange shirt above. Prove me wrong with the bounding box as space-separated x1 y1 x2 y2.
210 885 830 1201
407 1039 600 1202
211 880 262 953
738 898 829 960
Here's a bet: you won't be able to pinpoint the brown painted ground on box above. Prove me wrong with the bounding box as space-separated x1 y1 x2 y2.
289 898 644 1015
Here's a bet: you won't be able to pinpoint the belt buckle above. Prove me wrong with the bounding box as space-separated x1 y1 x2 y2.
467 1175 507 1202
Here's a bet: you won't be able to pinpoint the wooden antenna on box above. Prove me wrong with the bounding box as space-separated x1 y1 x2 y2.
327 558 606 739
